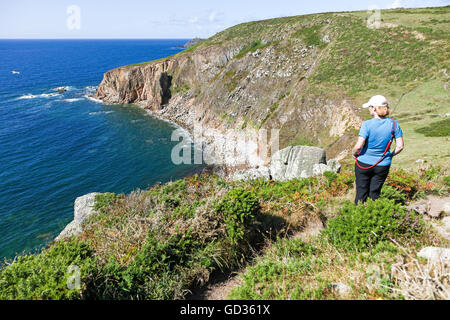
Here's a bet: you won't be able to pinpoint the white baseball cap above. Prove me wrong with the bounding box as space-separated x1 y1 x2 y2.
362 95 389 108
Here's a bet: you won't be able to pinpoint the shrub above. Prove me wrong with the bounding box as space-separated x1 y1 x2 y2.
235 40 272 59
380 185 407 204
0 240 96 300
215 188 260 244
85 230 217 300
324 198 423 251
94 192 119 213
323 171 338 186
444 176 450 187
385 169 419 199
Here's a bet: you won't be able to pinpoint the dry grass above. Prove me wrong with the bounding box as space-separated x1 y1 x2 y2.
391 258 450 300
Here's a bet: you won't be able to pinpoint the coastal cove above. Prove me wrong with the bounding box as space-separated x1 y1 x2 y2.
0 39 203 261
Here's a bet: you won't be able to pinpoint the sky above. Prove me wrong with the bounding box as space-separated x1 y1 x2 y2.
0 0 448 39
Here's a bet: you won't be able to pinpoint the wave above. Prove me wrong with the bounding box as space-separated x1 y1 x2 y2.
51 86 73 92
84 95 103 104
64 98 83 102
16 92 60 100
16 94 37 100
144 109 193 143
88 111 114 115
40 93 59 98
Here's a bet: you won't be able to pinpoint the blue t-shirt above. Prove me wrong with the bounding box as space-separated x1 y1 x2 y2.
357 118 403 166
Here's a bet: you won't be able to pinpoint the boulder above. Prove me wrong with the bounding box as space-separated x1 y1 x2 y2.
407 196 450 218
432 216 450 241
417 247 450 263
55 192 100 240
406 201 430 216
327 159 341 173
269 145 339 181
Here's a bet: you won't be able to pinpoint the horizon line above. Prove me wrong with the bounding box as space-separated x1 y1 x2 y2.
0 38 196 40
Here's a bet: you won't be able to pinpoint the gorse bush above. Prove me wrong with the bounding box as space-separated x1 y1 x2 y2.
84 230 220 299
94 192 120 213
0 240 96 300
385 169 420 199
1 161 444 300
325 198 424 251
215 188 261 244
380 185 407 204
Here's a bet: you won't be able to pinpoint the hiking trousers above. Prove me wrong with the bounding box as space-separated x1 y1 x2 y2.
354 162 391 205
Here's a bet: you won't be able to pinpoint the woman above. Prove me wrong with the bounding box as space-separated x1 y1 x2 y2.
352 95 404 205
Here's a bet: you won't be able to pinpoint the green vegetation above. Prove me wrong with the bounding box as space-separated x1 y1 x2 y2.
0 240 96 300
229 165 448 300
293 25 324 46
325 198 423 251
2 6 450 300
235 40 273 59
215 188 260 244
0 164 448 300
415 118 450 137
173 84 191 95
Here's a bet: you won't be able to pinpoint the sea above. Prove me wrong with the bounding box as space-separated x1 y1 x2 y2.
0 39 201 261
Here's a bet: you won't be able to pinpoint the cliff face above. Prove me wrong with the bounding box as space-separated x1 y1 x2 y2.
95 9 448 169
96 39 360 168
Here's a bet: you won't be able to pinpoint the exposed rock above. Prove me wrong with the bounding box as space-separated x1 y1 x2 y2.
407 201 430 216
417 247 450 263
269 146 340 181
55 192 100 240
327 159 341 173
270 146 326 181
94 34 361 171
407 196 450 219
232 166 270 181
313 163 331 176
294 218 325 241
331 283 352 297
183 38 204 49
432 216 450 241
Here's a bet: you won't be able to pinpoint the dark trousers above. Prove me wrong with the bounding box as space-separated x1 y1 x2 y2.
354 162 390 205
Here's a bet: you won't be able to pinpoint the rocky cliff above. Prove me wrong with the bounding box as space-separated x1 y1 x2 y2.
95 8 449 169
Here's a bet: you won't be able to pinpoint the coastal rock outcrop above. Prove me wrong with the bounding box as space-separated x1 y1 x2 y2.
55 192 99 240
270 145 329 181
94 26 362 170
232 145 341 181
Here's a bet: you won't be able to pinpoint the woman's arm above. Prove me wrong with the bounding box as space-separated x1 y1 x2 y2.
352 136 366 157
391 137 404 157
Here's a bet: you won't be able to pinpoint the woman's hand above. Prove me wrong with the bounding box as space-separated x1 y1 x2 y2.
391 137 404 157
352 137 366 158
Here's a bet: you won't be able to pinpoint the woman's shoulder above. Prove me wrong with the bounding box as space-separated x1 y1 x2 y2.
388 117 400 126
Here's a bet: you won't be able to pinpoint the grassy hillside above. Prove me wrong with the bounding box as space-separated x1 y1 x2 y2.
1 163 448 299
126 6 449 168
1 6 449 300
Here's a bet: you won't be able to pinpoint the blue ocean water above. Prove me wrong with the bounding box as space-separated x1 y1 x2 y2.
0 39 200 260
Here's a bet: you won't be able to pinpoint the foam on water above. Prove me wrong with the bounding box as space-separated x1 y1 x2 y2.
0 39 199 260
